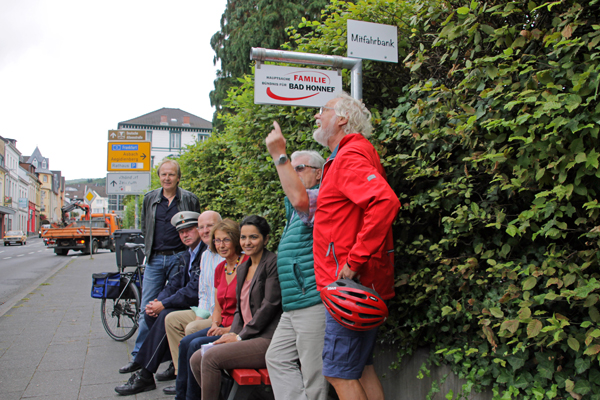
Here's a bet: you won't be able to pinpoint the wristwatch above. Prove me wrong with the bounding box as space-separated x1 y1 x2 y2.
236 334 242 342
276 154 288 166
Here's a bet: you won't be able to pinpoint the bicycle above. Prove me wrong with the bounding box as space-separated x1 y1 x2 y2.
100 242 145 341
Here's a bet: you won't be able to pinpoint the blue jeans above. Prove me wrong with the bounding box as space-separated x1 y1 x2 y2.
132 252 182 356
176 327 222 400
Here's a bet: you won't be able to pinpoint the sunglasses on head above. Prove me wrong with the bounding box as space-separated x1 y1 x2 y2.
294 164 320 172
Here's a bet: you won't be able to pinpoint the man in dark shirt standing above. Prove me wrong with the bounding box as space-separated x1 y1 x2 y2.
120 159 201 374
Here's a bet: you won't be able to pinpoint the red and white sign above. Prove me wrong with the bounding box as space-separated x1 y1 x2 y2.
254 65 343 107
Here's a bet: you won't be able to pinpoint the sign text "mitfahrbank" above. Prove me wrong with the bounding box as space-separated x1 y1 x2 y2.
350 34 395 48
347 20 398 63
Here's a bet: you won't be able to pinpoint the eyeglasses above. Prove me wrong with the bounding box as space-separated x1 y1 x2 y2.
319 106 335 115
294 164 320 173
213 238 232 245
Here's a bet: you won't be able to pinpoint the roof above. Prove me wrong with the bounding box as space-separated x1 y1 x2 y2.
24 147 53 174
64 183 107 201
118 107 212 130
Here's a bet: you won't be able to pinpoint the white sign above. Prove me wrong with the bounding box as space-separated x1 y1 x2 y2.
254 65 343 107
106 173 151 195
347 20 398 63
84 189 97 205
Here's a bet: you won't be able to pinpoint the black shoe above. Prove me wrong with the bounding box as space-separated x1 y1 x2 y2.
119 361 142 374
115 371 156 395
163 385 176 395
156 362 176 381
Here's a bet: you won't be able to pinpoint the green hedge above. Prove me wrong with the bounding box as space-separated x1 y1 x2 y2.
179 0 600 398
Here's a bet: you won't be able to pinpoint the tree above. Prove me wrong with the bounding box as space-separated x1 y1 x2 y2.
209 0 330 130
185 0 600 397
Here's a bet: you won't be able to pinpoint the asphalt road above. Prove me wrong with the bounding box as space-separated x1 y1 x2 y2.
0 238 111 316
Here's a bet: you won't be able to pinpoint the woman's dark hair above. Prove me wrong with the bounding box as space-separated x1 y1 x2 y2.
209 219 242 255
240 215 271 239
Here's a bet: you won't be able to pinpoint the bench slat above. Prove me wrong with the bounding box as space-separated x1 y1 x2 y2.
258 369 270 385
230 369 262 385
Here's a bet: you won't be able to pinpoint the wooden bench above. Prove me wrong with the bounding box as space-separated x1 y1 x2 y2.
226 368 272 400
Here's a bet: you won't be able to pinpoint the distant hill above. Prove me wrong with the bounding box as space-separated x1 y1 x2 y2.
66 178 105 185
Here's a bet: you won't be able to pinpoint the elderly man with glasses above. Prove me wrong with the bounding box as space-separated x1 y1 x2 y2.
264 122 329 400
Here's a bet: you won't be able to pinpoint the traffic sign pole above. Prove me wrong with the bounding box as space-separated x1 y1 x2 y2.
84 188 96 260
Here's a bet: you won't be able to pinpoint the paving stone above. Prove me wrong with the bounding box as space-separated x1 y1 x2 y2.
0 365 36 394
0 391 24 400
22 368 82 398
37 343 88 371
79 382 130 399
21 394 78 400
0 349 45 369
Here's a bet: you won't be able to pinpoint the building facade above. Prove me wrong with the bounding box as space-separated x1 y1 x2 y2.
0 137 15 237
117 107 212 171
26 147 63 225
3 138 22 231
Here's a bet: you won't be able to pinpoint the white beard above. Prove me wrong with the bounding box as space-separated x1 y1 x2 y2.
313 114 337 147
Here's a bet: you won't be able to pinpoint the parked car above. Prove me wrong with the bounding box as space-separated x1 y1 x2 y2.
4 230 27 246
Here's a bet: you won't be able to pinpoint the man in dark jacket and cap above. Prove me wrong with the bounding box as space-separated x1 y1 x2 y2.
115 210 209 395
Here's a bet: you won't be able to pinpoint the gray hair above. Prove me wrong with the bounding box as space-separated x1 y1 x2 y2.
291 150 325 169
333 91 373 138
157 159 181 179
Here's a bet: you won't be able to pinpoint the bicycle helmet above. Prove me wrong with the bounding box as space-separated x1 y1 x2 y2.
320 279 388 331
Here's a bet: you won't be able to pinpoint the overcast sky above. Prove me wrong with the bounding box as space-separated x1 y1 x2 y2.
0 0 228 180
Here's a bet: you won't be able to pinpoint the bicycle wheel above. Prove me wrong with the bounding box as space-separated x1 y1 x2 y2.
101 281 140 341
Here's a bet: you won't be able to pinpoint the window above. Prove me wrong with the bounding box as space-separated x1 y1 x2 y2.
32 159 38 168
198 134 208 142
42 160 47 169
43 175 47 182
147 131 152 142
170 131 181 149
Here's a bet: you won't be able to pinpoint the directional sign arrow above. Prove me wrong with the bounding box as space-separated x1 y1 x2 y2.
110 180 117 186
140 153 147 160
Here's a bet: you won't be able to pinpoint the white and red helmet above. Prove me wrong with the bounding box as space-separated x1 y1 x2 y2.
320 279 389 331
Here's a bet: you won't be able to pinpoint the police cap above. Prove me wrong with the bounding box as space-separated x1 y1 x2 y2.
170 211 200 232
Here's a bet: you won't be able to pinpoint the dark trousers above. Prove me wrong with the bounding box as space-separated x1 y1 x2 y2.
175 327 222 400
134 307 179 373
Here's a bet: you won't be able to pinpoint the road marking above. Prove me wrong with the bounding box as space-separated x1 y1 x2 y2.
29 252 35 254
17 254 24 257
2 257 11 260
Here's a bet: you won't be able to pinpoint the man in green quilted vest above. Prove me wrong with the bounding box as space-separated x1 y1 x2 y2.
264 121 329 400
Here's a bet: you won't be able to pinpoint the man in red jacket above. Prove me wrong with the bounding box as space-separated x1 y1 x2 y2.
313 92 400 400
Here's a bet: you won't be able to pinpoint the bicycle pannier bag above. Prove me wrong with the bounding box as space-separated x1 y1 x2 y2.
91 272 121 299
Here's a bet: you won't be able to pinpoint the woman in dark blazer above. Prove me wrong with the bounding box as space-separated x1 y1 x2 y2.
189 215 282 400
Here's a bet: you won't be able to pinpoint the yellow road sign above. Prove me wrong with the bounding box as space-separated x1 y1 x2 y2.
107 142 151 171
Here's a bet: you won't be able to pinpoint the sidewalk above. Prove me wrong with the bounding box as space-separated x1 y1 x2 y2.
0 252 174 400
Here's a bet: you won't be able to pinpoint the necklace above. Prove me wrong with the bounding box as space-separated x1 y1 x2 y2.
225 256 241 275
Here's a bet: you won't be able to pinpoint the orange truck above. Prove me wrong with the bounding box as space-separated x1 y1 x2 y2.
42 201 123 256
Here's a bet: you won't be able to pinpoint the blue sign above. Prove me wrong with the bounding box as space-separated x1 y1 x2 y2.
112 144 139 151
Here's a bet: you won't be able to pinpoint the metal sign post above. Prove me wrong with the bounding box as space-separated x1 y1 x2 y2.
250 48 363 101
84 188 96 260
